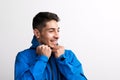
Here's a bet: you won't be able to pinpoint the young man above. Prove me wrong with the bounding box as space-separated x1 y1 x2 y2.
15 12 87 80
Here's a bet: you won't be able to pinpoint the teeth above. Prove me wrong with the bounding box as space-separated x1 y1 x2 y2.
51 40 57 44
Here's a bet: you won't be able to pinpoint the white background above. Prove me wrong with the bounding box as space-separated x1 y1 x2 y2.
0 0 120 80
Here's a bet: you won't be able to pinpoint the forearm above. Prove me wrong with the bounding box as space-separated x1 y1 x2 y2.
15 55 48 80
29 55 48 80
55 50 87 80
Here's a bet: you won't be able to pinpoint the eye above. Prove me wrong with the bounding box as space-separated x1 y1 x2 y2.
49 30 54 32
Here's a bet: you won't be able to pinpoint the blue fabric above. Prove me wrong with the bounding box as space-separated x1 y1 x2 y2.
15 36 87 80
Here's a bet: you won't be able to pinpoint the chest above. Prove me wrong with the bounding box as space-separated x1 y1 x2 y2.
43 57 60 80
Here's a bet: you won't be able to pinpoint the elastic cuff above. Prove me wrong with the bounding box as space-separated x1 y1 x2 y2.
36 55 49 62
56 54 66 61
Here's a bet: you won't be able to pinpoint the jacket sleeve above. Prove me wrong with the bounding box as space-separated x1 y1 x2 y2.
55 50 87 80
15 52 48 80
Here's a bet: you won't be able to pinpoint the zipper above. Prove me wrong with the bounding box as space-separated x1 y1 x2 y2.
49 59 54 80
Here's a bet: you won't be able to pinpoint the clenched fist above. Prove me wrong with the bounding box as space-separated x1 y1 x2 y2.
36 45 52 58
52 45 65 58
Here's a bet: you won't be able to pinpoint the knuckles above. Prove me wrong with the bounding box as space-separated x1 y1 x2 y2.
36 45 65 58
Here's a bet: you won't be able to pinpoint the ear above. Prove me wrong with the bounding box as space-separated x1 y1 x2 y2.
33 29 41 38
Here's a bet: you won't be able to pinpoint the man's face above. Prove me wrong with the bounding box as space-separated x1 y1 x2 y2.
38 20 59 48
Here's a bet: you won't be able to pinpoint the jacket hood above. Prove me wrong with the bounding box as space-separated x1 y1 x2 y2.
30 36 41 49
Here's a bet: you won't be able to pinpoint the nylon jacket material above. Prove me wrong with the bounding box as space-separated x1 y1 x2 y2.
15 36 87 80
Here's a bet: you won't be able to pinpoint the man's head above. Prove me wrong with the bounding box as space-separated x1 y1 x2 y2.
33 12 60 48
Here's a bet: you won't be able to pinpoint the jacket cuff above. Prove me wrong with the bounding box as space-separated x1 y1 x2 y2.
36 55 49 62
56 53 66 62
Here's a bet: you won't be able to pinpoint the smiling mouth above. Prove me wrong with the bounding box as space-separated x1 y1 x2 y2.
53 41 57 44
50 41 58 50
50 40 58 44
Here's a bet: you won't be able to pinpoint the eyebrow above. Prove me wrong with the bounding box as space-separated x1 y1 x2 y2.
47 27 60 30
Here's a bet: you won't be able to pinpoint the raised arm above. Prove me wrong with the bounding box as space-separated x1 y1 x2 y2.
15 52 48 80
55 50 87 80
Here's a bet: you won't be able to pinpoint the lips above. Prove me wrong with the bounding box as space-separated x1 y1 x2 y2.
50 40 58 45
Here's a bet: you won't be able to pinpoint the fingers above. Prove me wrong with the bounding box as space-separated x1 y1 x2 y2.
52 45 65 58
36 44 65 58
36 45 52 58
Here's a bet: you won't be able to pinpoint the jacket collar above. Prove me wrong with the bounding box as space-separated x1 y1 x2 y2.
30 36 41 49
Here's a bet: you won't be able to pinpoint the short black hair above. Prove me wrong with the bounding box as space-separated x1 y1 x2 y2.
32 12 60 31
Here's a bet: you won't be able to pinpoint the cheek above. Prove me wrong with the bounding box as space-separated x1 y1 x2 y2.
46 33 53 39
43 34 53 42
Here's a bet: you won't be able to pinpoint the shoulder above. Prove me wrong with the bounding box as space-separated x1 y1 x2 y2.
15 48 36 61
64 49 76 57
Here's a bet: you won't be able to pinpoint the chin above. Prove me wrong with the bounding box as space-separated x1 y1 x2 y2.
49 44 56 48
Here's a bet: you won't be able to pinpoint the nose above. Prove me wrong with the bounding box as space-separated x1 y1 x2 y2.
54 31 59 39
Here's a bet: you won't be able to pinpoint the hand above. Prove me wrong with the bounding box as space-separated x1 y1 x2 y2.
36 45 52 58
52 45 65 58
